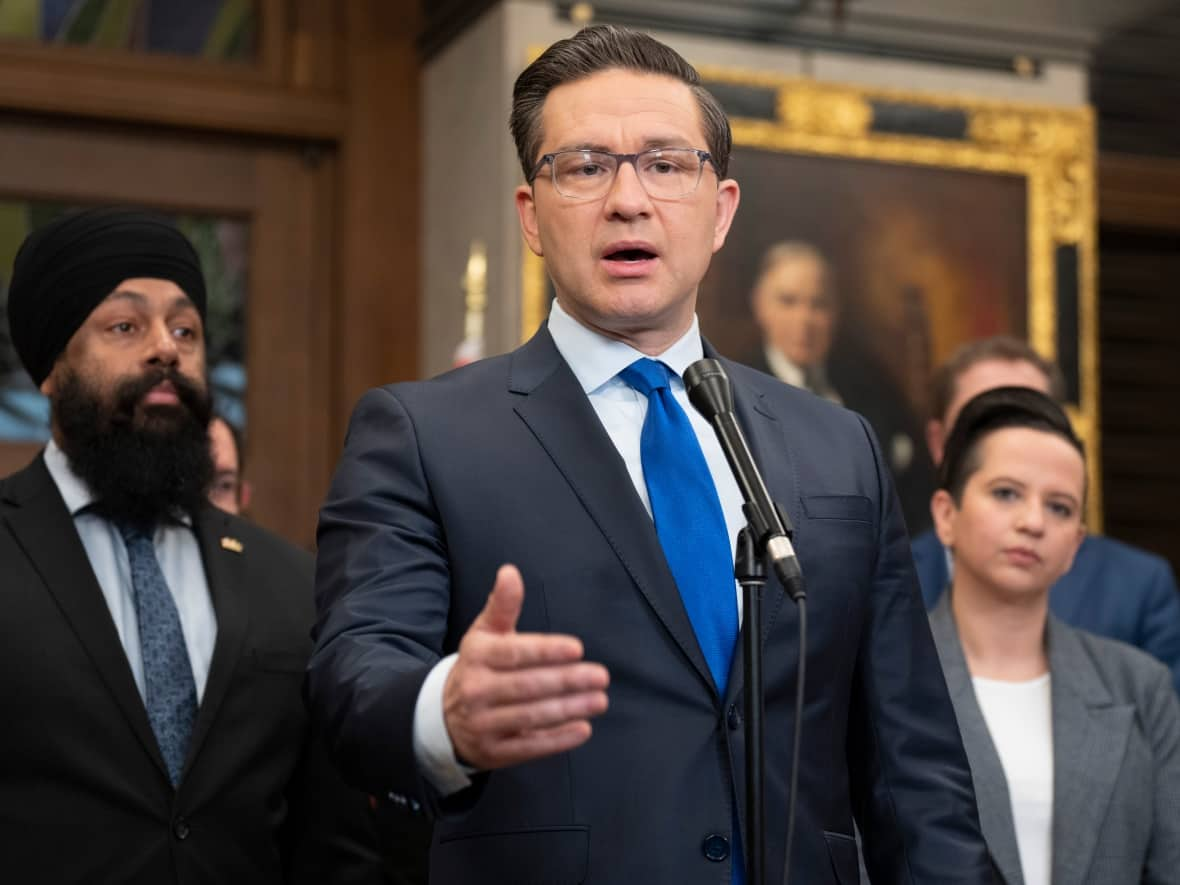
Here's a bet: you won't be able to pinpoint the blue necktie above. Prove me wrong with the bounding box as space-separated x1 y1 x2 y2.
620 358 738 696
119 523 198 787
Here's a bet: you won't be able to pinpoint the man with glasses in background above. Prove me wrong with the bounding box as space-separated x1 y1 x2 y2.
310 25 993 885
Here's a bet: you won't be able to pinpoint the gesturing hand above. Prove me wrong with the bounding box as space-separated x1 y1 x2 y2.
443 564 610 771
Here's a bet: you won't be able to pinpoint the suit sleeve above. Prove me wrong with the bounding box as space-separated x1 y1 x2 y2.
844 414 996 884
307 386 460 812
1136 558 1180 696
281 727 399 885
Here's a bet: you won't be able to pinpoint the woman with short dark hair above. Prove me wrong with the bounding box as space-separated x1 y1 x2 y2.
928 386 1180 885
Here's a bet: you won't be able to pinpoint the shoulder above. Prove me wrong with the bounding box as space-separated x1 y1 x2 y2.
723 357 866 432
205 508 313 578
909 528 943 560
1078 534 1171 571
1061 622 1175 701
1066 535 1178 601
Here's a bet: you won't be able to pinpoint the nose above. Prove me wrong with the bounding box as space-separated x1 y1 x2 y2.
145 320 180 368
602 157 652 219
1016 498 1045 535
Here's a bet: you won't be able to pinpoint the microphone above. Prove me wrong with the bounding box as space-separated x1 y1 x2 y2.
684 358 805 602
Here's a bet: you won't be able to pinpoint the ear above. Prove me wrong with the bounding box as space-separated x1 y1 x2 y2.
39 366 58 397
239 479 253 513
930 489 958 548
925 419 945 467
515 184 543 257
711 178 741 253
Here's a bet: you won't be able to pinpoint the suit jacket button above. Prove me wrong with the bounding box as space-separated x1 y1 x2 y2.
702 833 730 862
727 704 742 730
173 817 191 840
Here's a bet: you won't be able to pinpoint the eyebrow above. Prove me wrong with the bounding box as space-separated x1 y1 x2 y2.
105 289 199 314
551 137 695 154
987 475 1080 506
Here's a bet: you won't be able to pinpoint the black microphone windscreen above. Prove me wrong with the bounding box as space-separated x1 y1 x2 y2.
684 358 734 421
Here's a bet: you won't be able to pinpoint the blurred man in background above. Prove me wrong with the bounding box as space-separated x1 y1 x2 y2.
208 414 251 515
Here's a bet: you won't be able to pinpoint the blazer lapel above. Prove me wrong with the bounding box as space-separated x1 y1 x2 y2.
1047 618 1135 885
0 456 168 780
182 507 250 778
928 597 1025 885
509 329 717 694
716 355 801 704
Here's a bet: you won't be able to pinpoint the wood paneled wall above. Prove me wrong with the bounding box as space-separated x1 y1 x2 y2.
0 0 421 547
1098 154 1180 577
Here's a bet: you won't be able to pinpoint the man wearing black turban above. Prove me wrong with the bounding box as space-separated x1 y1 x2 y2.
0 208 388 883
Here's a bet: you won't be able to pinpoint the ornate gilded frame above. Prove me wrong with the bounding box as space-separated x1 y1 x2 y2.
520 71 1099 526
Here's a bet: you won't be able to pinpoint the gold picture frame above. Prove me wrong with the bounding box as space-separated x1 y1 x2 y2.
520 69 1099 528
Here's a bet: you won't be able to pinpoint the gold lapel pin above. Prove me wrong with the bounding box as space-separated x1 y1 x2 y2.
220 536 244 554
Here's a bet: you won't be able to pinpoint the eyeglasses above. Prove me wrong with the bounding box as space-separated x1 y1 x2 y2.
529 148 717 201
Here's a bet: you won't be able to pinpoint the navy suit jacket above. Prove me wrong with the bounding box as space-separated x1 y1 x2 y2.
310 329 994 885
910 529 1180 694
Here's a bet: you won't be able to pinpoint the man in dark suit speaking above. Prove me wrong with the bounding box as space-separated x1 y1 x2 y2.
0 208 384 883
310 25 993 885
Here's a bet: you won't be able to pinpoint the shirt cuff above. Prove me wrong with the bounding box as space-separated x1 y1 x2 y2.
412 652 476 796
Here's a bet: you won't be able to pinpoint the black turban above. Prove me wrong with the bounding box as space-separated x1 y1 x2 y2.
6 207 207 386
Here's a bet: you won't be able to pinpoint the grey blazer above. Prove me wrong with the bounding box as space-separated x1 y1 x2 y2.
929 594 1180 885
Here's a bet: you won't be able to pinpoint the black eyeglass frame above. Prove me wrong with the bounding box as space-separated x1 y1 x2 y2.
527 147 719 199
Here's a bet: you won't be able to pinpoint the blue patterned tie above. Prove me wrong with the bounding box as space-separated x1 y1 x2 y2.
118 522 198 787
620 358 738 695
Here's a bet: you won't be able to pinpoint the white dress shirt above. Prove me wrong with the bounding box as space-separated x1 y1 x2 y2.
412 300 748 795
43 440 218 701
973 673 1054 885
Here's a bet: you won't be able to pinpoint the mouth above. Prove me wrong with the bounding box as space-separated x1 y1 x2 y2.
601 242 658 277
1003 547 1042 566
142 381 180 406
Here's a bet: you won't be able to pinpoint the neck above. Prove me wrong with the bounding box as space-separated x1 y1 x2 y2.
555 297 696 357
950 576 1049 681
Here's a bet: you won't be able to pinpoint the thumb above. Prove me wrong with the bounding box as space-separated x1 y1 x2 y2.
475 564 525 635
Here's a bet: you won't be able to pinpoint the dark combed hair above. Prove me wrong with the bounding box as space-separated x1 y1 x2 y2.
929 336 1066 422
938 386 1085 502
509 24 732 181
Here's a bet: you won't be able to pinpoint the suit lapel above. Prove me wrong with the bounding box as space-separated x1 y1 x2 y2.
928 597 1025 885
1047 618 1134 885
0 456 168 780
717 356 800 704
510 329 716 694
182 507 250 777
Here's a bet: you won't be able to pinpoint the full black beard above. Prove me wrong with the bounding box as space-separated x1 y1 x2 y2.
53 366 215 530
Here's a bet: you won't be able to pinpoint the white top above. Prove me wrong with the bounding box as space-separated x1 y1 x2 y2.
43 439 217 701
411 300 749 795
973 672 1054 885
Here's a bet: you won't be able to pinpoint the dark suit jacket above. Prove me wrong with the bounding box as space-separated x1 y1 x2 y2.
0 455 386 884
911 529 1180 695
310 329 993 885
929 595 1180 885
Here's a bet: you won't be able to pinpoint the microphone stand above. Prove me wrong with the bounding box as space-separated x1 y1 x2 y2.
683 358 807 885
735 528 766 885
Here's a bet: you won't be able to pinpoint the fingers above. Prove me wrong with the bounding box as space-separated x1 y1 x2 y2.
458 688 609 738
456 661 610 707
478 721 597 770
464 630 585 669
443 563 612 771
473 564 525 635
